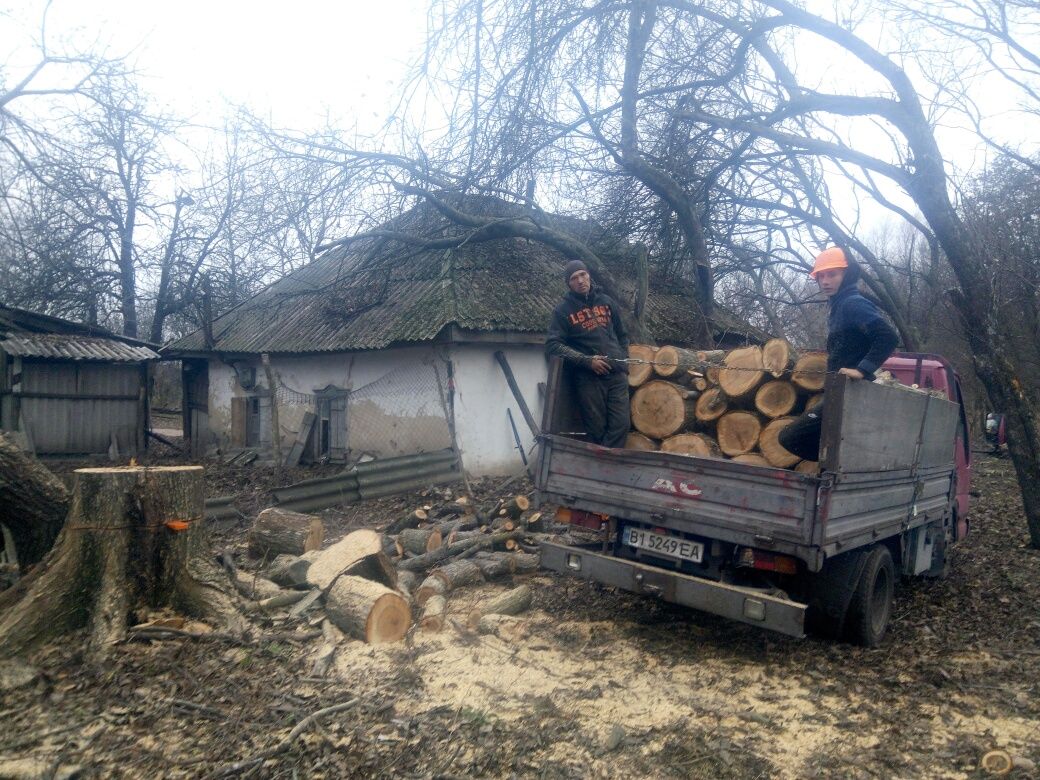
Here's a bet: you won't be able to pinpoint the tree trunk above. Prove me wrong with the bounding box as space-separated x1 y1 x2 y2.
0 465 244 661
630 380 699 439
324 575 410 644
0 433 69 569
247 508 324 559
716 412 763 456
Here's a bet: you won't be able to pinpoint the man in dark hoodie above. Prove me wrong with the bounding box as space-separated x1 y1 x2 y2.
779 247 900 461
545 260 631 447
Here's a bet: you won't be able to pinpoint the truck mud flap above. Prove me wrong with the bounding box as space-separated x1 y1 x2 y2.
540 541 806 638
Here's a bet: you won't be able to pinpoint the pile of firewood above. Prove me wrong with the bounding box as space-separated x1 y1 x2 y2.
625 339 825 473
233 493 553 669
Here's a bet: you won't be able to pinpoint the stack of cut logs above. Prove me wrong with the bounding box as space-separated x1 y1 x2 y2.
237 492 551 661
625 339 825 474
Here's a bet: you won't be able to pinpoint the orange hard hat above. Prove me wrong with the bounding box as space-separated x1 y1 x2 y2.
810 247 848 278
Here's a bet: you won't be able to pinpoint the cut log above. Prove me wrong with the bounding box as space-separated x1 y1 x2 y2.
705 365 721 386
233 570 285 600
324 575 410 644
804 393 824 412
716 412 763 456
731 453 772 467
419 594 447 632
496 495 530 521
759 417 801 468
398 531 521 572
794 460 820 475
430 559 483 592
754 381 799 419
396 527 443 557
0 432 70 569
718 346 766 399
624 432 658 451
247 508 324 559
696 349 727 363
630 380 699 439
471 552 517 579
385 508 428 535
306 529 396 591
688 373 708 391
491 518 517 532
627 344 658 388
467 584 533 629
660 433 722 459
0 465 244 661
653 346 701 380
414 575 447 607
396 570 418 601
694 387 729 423
762 338 797 378
524 512 545 533
792 352 828 392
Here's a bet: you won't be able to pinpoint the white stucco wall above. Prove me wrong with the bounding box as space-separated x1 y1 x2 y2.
449 344 547 476
206 345 451 457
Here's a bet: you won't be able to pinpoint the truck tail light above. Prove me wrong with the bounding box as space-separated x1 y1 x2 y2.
555 507 609 530
738 547 799 575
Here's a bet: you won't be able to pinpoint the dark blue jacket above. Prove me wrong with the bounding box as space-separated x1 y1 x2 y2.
545 285 629 374
826 260 899 380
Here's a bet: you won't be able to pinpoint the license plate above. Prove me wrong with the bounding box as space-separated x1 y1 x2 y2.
623 527 703 563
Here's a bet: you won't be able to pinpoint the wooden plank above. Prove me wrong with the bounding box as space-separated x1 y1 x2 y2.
285 411 316 467
494 350 539 437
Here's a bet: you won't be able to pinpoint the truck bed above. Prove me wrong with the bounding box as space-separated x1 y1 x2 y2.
537 363 961 572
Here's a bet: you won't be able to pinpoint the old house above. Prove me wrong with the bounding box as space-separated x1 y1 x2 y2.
162 197 765 475
0 304 159 456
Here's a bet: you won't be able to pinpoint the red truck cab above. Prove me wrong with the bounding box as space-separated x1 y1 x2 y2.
882 352 972 540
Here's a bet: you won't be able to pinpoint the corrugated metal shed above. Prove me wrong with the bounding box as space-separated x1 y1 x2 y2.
164 196 768 356
1 333 158 362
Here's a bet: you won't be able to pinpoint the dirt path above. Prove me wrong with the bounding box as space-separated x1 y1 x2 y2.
2 454 1038 778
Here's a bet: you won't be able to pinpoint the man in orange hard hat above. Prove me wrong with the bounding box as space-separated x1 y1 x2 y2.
779 247 899 461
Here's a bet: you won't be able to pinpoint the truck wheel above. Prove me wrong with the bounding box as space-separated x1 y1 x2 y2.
846 546 894 647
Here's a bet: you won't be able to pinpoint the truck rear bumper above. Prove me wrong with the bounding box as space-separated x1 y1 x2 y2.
540 541 806 638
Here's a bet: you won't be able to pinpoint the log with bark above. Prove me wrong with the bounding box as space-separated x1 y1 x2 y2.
324 575 410 644
759 417 801 468
754 380 799 419
396 528 443 557
0 465 244 661
660 433 722 458
419 594 447 632
716 411 762 456
491 495 530 522
467 585 533 629
397 531 522 573
624 432 658 451
0 433 70 569
396 570 418 602
762 338 797 378
627 344 658 387
652 346 702 381
414 575 447 607
385 508 428 535
718 346 766 399
630 381 699 439
306 529 396 592
694 387 729 423
247 508 324 559
792 352 828 392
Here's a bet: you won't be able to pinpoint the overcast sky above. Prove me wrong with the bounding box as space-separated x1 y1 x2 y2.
5 0 430 133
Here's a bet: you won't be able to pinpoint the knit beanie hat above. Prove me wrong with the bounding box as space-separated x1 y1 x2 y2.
563 260 588 282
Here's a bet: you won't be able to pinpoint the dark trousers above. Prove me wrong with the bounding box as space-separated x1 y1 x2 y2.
779 409 822 462
573 370 630 448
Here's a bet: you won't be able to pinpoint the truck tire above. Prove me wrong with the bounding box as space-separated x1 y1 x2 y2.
846 545 894 646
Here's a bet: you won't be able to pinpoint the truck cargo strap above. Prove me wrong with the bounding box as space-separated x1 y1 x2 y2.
540 541 806 638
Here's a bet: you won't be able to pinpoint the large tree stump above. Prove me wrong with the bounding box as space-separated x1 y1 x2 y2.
247 508 324 559
0 465 244 661
0 433 70 569
630 381 699 439
324 575 410 644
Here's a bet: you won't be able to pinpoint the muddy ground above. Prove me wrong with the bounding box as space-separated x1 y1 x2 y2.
1 453 1038 778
